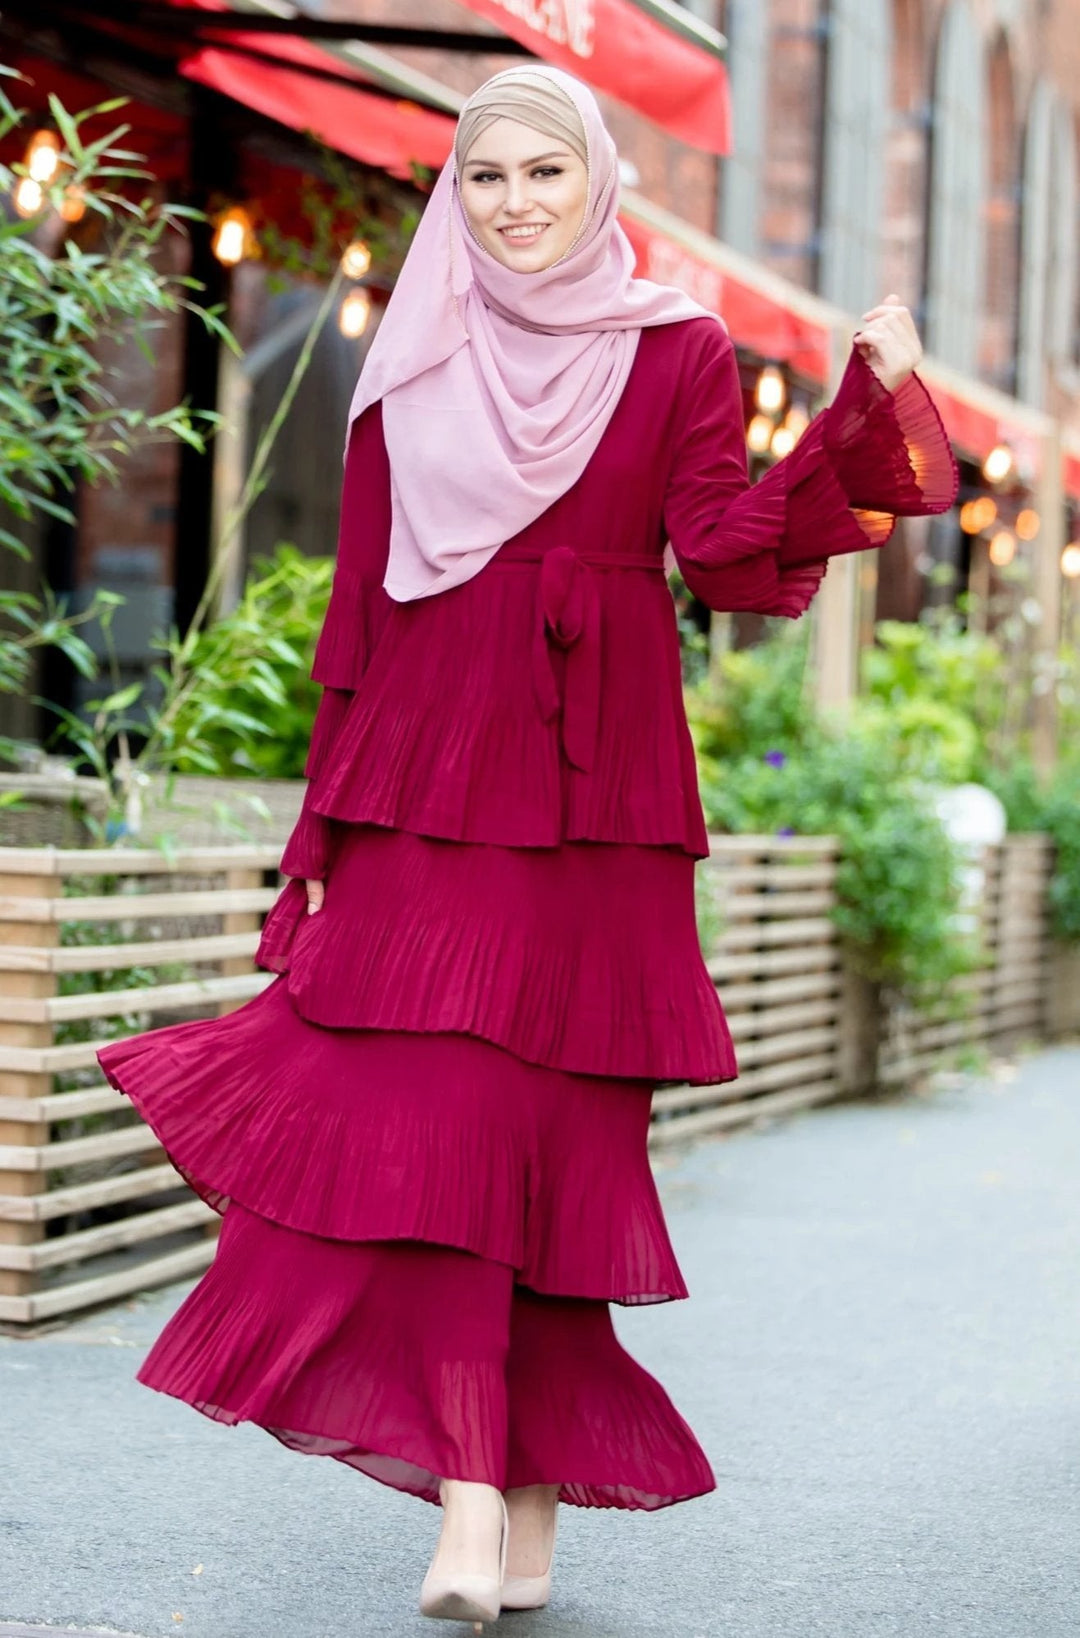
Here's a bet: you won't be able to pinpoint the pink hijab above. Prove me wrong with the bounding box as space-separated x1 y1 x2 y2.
345 65 715 602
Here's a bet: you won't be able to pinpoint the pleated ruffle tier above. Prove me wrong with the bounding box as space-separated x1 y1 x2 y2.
98 977 685 1304
138 1205 716 1510
258 826 737 1086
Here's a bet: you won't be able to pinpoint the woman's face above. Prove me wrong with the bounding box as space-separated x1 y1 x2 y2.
459 116 589 272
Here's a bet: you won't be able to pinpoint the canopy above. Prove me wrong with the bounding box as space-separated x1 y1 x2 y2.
451 0 730 153
620 214 832 383
171 0 456 179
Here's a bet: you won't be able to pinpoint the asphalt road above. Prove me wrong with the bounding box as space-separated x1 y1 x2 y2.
2 1046 1079 1638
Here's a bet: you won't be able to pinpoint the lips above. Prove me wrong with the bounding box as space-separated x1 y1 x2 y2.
498 223 550 243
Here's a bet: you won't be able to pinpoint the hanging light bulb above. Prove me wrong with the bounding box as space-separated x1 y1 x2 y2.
988 530 1016 567
13 176 44 217
1061 543 1080 578
747 413 774 455
340 239 372 279
212 205 256 267
960 496 998 533
783 405 809 442
58 185 87 224
339 287 372 339
754 364 786 415
982 443 1014 484
770 424 796 459
1015 508 1040 541
25 128 61 185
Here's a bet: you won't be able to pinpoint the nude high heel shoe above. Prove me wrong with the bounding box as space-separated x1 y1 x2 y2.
501 1493 558 1612
420 1481 508 1630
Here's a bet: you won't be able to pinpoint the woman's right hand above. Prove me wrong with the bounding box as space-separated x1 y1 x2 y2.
305 879 325 915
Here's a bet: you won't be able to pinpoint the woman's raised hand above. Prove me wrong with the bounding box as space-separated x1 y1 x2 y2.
305 879 324 915
852 293 923 394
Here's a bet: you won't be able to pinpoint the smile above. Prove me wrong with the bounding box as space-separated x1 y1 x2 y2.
498 224 550 242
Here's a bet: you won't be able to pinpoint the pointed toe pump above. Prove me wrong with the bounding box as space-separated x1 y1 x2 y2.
501 1497 559 1612
421 1482 509 1629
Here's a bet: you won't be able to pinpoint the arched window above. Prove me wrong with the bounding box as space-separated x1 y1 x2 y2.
925 1 985 373
1018 86 1079 404
717 0 768 256
818 0 891 313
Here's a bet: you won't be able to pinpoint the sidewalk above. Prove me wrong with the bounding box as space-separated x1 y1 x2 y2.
3 1046 1079 1638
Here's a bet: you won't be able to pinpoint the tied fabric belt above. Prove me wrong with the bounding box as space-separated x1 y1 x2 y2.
490 545 665 774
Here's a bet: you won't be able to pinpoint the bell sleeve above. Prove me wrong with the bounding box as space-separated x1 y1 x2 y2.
275 407 393 885
664 324 958 616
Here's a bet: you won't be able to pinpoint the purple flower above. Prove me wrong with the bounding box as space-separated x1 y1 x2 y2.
776 826 795 837
764 750 787 768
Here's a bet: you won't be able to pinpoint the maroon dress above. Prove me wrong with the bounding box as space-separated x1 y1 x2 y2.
98 319 956 1509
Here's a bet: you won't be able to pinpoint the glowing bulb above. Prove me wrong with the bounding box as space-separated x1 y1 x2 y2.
13 176 44 217
754 364 786 415
783 406 809 441
1061 543 1080 578
212 206 255 267
339 287 372 339
1015 508 1040 541
59 185 86 223
960 497 998 534
26 129 61 184
770 425 796 459
340 239 372 279
747 413 773 454
988 530 1015 567
982 443 1014 484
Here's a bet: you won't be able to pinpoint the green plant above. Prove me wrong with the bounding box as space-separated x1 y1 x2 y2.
697 730 977 998
0 71 233 758
685 623 817 764
159 545 332 779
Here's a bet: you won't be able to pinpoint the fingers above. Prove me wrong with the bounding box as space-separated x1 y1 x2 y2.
305 879 325 915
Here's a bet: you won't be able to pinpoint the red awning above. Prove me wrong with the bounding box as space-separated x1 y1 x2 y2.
171 1 455 179
621 215 831 383
927 384 1044 478
1064 451 1080 502
452 0 731 153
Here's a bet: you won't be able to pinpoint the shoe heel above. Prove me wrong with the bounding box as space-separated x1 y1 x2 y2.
420 1489 508 1627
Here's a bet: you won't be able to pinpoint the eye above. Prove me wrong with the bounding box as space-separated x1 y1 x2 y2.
532 166 564 179
466 170 502 184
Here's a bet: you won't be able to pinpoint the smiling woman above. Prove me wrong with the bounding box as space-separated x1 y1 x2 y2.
457 92 590 269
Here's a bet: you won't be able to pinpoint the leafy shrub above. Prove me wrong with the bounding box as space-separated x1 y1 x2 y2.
159 545 331 779
697 730 976 996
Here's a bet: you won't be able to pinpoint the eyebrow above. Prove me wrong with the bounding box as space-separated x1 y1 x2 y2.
463 150 574 168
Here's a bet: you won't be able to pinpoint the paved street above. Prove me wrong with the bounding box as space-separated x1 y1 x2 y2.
2 1047 1078 1638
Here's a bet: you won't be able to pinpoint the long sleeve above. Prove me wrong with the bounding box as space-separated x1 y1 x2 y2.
663 326 958 616
275 407 394 884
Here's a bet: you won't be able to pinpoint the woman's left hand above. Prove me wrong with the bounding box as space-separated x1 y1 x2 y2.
853 293 923 393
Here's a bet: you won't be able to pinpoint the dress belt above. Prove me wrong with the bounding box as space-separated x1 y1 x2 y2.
488 545 665 774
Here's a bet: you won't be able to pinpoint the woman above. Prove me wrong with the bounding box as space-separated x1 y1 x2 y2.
99 65 957 1627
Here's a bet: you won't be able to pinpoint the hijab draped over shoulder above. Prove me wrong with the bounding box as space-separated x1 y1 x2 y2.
345 64 715 602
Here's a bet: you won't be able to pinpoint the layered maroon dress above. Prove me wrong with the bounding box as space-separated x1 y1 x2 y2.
99 319 956 1509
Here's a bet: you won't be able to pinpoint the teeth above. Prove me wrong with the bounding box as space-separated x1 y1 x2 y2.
502 225 546 239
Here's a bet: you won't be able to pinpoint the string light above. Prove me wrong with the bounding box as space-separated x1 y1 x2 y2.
1015 508 1040 541
1061 543 1080 578
339 287 372 338
58 185 87 223
960 497 997 534
25 128 61 185
982 443 1014 485
754 364 786 415
988 530 1016 567
770 425 796 459
211 206 256 267
747 413 773 455
783 405 809 442
340 239 372 279
13 176 44 217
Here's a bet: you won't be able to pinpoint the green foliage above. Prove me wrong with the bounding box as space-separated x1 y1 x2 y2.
0 70 235 758
696 729 976 996
160 545 332 778
984 758 1080 943
685 624 817 764
859 615 1005 781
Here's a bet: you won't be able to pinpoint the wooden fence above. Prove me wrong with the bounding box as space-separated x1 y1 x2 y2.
0 834 1062 1323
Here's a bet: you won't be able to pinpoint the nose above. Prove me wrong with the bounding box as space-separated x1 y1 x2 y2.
503 173 535 215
